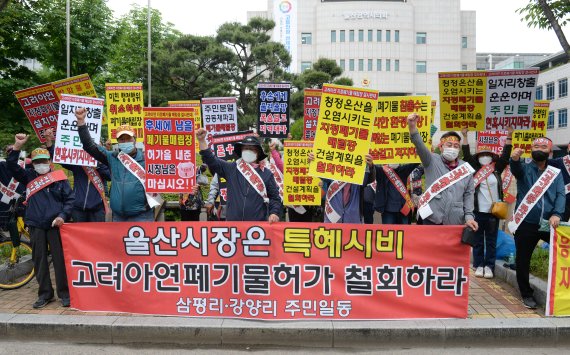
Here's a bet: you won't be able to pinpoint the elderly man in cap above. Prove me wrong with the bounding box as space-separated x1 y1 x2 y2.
197 128 281 222
509 136 565 309
461 127 513 279
7 134 74 308
75 107 154 222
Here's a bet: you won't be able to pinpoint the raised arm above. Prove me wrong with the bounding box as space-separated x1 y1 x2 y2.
7 134 31 184
197 128 232 179
269 142 284 173
496 127 514 173
460 127 473 163
75 107 109 166
407 113 433 167
509 147 525 180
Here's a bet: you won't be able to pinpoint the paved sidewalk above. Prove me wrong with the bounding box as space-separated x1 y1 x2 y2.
0 267 541 318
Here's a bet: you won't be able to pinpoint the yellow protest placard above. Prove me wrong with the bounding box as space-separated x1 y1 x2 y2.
547 225 570 316
309 84 377 184
105 83 144 142
52 74 97 98
168 100 202 151
439 71 487 131
284 141 321 206
512 100 550 158
370 95 432 164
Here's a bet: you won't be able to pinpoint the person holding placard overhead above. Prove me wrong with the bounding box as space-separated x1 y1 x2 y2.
75 107 156 222
407 113 478 231
508 137 565 309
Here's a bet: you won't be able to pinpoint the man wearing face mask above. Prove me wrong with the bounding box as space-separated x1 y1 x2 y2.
75 107 154 222
547 141 570 221
7 134 74 309
461 127 513 279
407 113 478 231
373 162 419 225
197 128 281 222
509 137 565 309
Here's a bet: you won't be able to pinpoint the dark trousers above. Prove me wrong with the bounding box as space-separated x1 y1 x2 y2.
72 207 105 222
180 209 201 221
473 212 499 269
382 211 410 225
362 202 374 224
514 222 549 298
288 207 313 222
29 226 69 301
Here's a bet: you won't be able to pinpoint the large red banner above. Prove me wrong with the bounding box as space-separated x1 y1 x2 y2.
61 222 470 320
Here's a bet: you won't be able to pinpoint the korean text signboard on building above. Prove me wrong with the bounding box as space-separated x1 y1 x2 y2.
309 84 378 184
211 131 253 205
61 222 470 320
257 83 291 138
53 94 104 167
283 141 321 206
144 107 196 193
512 100 550 158
547 225 570 317
303 89 321 140
370 95 432 164
439 69 538 131
106 83 144 142
14 83 59 143
201 97 238 147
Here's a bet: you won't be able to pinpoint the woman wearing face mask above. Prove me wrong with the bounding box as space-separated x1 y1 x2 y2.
461 127 513 279
197 128 282 223
7 135 75 309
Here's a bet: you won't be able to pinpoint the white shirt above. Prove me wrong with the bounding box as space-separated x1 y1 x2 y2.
478 173 499 213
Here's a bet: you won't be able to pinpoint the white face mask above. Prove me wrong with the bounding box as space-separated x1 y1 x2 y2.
34 163 50 175
442 147 459 161
478 156 493 166
387 164 400 169
241 150 257 164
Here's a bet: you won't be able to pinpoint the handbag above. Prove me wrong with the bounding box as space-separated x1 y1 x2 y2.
485 177 508 219
461 226 477 246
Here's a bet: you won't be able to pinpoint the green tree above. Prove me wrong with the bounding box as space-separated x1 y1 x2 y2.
216 17 291 130
518 0 570 62
151 34 234 105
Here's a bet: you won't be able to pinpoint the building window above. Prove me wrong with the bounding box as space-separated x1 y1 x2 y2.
368 59 373 71
462 64 467 71
386 30 391 42
358 59 364 71
301 61 312 72
368 29 373 42
349 30 355 42
376 30 382 42
377 59 382 71
331 30 336 43
395 30 400 43
547 111 554 129
536 86 543 100
301 33 312 45
339 59 345 71
416 32 426 44
462 36 467 48
386 59 391 72
559 78 568 98
416 61 427 73
395 59 399 72
340 30 345 42
546 82 555 100
349 59 355 71
559 109 568 128
358 29 364 42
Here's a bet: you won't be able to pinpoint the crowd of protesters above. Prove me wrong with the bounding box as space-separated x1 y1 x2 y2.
0 108 568 312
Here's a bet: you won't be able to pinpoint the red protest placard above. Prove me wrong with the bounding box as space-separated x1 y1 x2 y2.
476 130 508 155
61 222 470 320
303 89 321 140
14 83 59 143
144 107 196 193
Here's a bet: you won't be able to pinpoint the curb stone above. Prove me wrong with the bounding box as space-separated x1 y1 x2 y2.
494 260 548 306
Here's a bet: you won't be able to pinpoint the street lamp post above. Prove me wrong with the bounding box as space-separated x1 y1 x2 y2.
66 0 70 77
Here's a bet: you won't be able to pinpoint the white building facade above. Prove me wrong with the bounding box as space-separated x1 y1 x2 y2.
251 0 476 104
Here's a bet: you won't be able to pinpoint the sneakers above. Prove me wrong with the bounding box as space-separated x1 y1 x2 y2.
483 266 494 279
522 296 538 309
32 298 53 309
474 266 484 277
61 298 70 307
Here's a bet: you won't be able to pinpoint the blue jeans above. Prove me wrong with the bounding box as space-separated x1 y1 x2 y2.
382 211 409 225
112 208 154 222
473 211 498 269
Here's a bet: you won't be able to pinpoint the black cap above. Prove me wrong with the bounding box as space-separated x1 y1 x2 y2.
235 136 267 162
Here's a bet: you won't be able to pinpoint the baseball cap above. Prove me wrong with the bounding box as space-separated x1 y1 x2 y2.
116 124 136 139
31 148 50 161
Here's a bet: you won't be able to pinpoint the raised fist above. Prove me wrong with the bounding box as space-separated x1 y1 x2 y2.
75 107 87 125
511 148 524 161
196 128 207 141
14 133 29 150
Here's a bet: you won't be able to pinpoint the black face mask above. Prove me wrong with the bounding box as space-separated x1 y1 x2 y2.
531 150 548 162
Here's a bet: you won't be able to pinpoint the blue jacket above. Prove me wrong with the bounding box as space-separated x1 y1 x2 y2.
548 156 570 209
7 150 74 229
48 145 111 211
79 125 148 217
200 148 281 221
510 158 565 225
374 164 419 214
